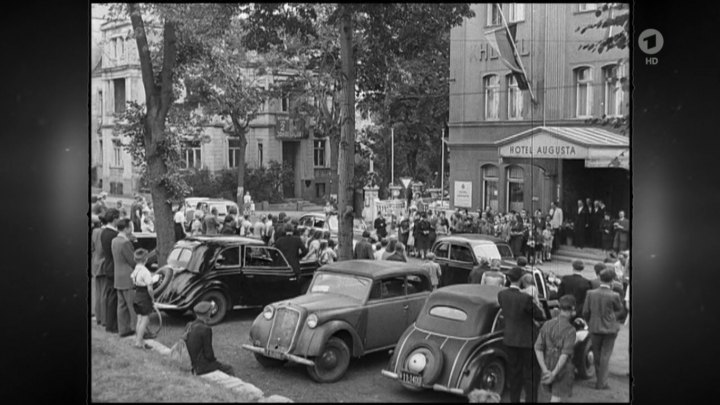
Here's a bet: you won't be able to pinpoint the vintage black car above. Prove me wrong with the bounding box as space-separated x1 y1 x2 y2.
431 234 516 286
382 284 594 397
153 236 320 325
242 260 433 383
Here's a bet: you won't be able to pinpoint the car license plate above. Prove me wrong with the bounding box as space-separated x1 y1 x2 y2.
265 349 285 360
400 371 422 387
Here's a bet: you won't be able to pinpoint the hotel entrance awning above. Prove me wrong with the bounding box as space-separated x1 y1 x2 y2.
496 126 629 170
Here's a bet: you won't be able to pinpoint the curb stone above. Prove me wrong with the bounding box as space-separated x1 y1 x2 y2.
111 327 292 402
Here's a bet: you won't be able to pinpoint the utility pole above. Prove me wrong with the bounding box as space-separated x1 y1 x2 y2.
391 127 394 186
441 127 446 204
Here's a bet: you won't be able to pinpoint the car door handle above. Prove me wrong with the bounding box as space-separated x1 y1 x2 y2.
289 277 297 281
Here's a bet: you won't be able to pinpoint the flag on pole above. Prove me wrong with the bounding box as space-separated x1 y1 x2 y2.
485 4 536 103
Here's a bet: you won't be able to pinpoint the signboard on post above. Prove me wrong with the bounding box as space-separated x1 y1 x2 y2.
454 181 472 207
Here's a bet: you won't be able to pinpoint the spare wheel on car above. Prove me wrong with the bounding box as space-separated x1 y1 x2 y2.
398 340 444 390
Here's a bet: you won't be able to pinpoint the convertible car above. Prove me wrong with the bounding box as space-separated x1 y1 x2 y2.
153 236 320 325
382 284 594 397
242 260 433 383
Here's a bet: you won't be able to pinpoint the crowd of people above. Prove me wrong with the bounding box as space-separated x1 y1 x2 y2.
91 192 156 233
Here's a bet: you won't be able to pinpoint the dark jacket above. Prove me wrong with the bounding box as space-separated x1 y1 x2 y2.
468 266 485 284
274 234 307 274
557 273 593 313
582 286 624 334
353 240 375 260
111 234 136 290
590 278 624 297
374 217 388 238
185 320 220 375
99 227 119 277
498 287 546 348
385 251 407 262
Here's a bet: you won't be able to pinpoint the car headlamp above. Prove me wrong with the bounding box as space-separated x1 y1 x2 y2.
263 305 275 320
307 313 318 329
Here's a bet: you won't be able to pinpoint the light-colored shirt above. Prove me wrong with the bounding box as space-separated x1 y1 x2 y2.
422 261 442 286
550 207 563 229
131 264 153 287
374 249 385 261
174 211 186 224
244 194 252 204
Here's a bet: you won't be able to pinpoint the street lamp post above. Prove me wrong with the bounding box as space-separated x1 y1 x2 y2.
391 127 394 186
441 128 446 206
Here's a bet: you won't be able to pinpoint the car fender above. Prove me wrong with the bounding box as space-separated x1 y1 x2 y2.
300 320 364 358
456 346 508 393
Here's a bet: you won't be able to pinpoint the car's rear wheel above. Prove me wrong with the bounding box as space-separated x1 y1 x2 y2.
198 290 228 326
474 358 506 396
152 268 173 298
575 338 595 379
399 340 444 390
307 337 351 383
254 353 286 368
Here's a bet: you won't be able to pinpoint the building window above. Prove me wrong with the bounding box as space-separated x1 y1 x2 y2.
507 75 524 119
112 139 123 168
487 3 502 26
574 67 593 118
508 4 525 22
258 142 264 167
228 138 241 168
484 75 500 120
602 64 624 117
114 78 126 114
482 165 499 212
506 165 524 213
314 139 327 167
316 183 326 199
281 95 289 112
579 4 599 12
182 146 202 169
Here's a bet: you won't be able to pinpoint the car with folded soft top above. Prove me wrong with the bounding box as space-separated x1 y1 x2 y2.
381 283 595 397
152 236 320 325
242 260 433 383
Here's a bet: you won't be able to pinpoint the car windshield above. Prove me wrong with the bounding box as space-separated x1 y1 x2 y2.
308 273 372 302
472 244 501 261
207 202 229 216
167 245 206 272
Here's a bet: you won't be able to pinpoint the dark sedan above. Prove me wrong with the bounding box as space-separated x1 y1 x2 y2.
431 234 515 286
153 236 320 325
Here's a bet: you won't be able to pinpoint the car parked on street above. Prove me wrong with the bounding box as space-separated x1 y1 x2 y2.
182 197 239 230
242 260 433 383
298 213 339 237
153 236 320 325
381 284 594 397
431 234 516 286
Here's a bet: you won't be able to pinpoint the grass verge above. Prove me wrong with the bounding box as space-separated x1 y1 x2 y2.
91 326 251 402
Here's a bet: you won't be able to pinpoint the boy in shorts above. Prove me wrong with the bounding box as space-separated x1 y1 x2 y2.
535 295 577 402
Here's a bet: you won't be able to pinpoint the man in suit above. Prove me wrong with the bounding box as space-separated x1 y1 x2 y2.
557 260 593 319
592 200 606 248
100 209 121 333
590 263 624 297
186 301 235 376
498 267 547 403
574 200 589 248
374 211 388 239
582 269 625 390
353 231 376 260
113 218 138 337
273 224 308 277
549 201 563 253
91 215 107 326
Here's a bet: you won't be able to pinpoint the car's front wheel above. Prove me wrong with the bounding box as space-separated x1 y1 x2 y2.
474 358 506 397
575 338 595 379
198 290 228 326
307 337 351 383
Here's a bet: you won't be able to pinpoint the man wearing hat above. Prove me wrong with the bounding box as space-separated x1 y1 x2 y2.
558 260 593 319
498 266 546 403
185 301 235 376
353 231 375 260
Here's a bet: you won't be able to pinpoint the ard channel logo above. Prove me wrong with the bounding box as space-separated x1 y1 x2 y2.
638 29 663 65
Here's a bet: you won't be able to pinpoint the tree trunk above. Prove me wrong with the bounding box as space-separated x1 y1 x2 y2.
129 3 177 266
337 7 355 261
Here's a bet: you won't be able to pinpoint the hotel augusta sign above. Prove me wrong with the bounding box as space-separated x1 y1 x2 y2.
499 132 589 159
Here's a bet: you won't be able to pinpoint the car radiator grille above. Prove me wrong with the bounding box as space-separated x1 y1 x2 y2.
267 307 301 353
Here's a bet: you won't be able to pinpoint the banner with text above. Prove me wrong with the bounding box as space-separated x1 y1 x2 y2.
454 181 472 208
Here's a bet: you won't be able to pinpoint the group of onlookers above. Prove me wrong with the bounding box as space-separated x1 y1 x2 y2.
571 198 629 253
92 192 156 233
485 254 629 402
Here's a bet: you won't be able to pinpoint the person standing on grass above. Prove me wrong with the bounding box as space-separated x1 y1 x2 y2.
582 269 624 390
113 219 138 338
498 266 546 403
100 208 120 333
535 295 578 403
92 215 107 326
186 301 235 376
130 248 154 350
